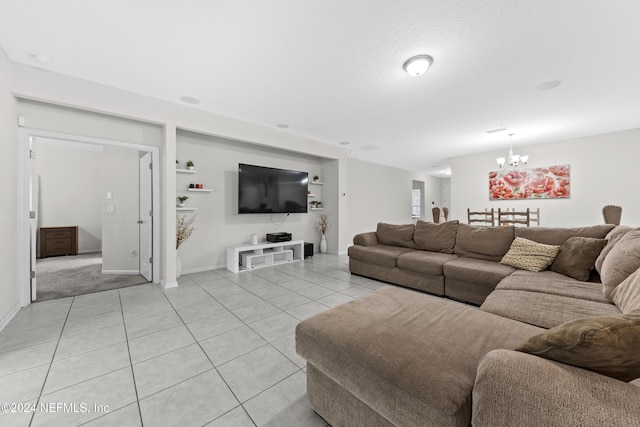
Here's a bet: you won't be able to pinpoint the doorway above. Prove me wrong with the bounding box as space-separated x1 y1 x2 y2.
20 130 160 304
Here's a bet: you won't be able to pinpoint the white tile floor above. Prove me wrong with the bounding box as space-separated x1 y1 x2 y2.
0 254 385 427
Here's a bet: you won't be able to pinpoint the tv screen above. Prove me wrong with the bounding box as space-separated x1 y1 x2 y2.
238 164 309 214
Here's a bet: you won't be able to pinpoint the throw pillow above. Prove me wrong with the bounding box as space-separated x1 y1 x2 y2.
413 220 459 253
550 237 607 281
611 267 640 314
515 310 640 382
500 237 561 272
601 229 640 300
376 223 416 249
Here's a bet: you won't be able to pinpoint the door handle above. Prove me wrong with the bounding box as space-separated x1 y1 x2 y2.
137 220 143 224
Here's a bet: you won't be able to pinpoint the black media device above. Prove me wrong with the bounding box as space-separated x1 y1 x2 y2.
266 232 292 243
238 163 309 214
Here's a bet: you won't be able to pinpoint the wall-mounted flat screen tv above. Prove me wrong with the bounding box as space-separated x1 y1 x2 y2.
238 163 309 214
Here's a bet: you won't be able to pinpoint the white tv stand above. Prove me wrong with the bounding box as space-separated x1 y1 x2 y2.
226 240 305 273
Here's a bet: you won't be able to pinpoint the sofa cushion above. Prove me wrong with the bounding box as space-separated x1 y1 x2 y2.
413 220 459 253
515 224 615 246
595 226 633 274
443 257 516 287
611 268 640 314
376 223 416 248
296 286 543 427
348 245 415 268
481 289 621 329
550 237 607 281
497 273 609 304
397 251 458 276
601 229 640 300
500 237 560 272
515 310 640 382
454 224 515 262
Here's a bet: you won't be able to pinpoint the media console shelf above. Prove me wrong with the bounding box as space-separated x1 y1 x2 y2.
226 240 304 273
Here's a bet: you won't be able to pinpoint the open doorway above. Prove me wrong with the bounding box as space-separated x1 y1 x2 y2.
23 131 160 303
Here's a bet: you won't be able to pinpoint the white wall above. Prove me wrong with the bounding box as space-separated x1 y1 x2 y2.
0 49 19 324
346 158 443 241
11 61 348 286
450 129 640 227
36 140 102 254
101 146 140 272
176 130 326 271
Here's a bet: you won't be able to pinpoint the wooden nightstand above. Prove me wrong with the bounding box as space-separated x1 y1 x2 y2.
40 226 78 258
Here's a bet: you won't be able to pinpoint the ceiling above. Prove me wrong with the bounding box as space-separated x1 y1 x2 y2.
1 1 639 176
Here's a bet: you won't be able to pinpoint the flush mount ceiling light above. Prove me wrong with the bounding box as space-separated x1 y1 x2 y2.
403 55 433 76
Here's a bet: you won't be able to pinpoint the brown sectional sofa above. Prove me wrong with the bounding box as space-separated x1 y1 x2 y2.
348 221 614 305
296 221 640 426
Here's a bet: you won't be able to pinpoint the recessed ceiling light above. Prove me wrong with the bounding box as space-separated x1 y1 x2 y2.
403 55 433 77
536 80 562 91
276 124 290 129
180 96 200 104
31 54 51 65
339 141 350 146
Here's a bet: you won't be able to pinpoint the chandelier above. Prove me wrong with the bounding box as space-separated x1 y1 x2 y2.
496 133 528 170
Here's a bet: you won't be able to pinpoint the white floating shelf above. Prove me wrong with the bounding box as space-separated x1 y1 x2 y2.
310 208 324 211
307 194 317 197
187 188 213 192
310 181 324 185
176 207 198 211
176 168 197 174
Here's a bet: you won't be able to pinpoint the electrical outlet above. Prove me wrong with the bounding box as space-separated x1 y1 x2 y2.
107 205 115 213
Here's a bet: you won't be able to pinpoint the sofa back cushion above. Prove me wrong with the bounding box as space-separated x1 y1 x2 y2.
611 267 640 314
595 226 633 275
454 224 515 262
413 220 459 253
515 224 615 246
376 223 416 249
601 229 640 300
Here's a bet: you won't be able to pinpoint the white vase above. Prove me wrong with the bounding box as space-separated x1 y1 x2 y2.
176 252 182 278
320 234 327 253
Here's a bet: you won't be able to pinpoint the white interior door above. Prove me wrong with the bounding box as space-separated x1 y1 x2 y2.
139 152 153 281
29 137 38 301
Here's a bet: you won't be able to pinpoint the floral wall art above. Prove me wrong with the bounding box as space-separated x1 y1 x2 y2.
489 164 570 200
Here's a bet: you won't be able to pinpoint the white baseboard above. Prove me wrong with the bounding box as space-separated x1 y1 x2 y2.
101 269 139 275
182 265 223 275
0 302 21 332
78 249 101 254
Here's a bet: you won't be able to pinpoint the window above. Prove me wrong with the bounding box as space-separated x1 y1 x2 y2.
411 189 421 218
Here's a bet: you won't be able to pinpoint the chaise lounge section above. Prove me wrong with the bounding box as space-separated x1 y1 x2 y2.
296 221 640 426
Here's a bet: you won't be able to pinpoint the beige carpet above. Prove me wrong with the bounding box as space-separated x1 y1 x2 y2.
35 253 149 302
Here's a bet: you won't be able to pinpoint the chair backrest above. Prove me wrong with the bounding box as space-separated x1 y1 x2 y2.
603 205 622 225
432 207 450 223
467 208 495 226
498 208 530 227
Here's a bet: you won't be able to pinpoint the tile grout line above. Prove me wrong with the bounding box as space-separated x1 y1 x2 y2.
29 296 75 427
158 282 258 427
117 289 145 427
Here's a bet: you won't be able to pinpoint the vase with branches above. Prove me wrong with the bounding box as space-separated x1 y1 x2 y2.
176 213 197 277
316 213 329 253
176 213 197 249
